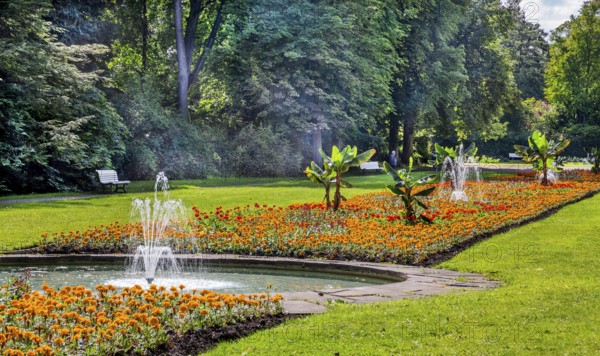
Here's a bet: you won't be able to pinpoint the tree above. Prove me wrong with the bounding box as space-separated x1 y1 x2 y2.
452 0 518 142
504 0 549 101
390 0 469 165
0 0 127 193
174 0 225 117
213 0 402 163
545 1 600 127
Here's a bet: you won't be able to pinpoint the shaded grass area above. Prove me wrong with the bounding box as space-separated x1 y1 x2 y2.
0 174 393 251
207 193 600 354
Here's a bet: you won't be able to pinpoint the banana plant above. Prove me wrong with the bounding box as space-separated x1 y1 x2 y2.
306 145 375 211
383 158 436 223
434 142 478 166
304 161 334 208
514 131 570 185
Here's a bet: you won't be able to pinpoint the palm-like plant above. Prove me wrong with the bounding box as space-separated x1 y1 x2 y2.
304 161 334 208
514 131 570 185
306 145 375 211
383 158 436 223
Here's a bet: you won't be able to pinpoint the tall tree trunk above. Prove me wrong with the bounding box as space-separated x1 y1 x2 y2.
388 111 400 159
401 111 416 165
331 128 342 149
174 0 224 117
174 0 189 117
388 78 401 162
141 0 148 75
189 0 224 86
312 129 322 165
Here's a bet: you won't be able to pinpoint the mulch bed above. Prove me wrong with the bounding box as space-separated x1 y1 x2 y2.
140 313 293 355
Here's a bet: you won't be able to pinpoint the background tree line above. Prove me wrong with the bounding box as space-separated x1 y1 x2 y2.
1 0 598 193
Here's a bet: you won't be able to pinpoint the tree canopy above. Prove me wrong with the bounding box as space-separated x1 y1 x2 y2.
0 0 595 194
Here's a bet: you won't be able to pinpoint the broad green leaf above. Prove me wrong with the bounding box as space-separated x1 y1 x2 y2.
383 161 402 183
530 130 548 156
514 144 529 155
415 198 428 210
434 143 447 157
394 181 407 189
386 184 402 196
340 180 352 188
350 148 376 166
414 186 436 197
464 142 478 157
554 139 571 154
331 146 342 162
447 147 457 159
305 168 324 184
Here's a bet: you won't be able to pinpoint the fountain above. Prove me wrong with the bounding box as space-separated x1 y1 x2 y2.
129 172 184 284
438 143 482 202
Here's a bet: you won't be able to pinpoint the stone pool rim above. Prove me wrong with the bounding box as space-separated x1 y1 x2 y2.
0 253 500 314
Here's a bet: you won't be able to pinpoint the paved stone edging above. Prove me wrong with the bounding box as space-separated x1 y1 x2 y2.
0 195 102 205
0 253 500 314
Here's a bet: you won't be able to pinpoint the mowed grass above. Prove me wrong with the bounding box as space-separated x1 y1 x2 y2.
207 193 600 354
0 174 394 251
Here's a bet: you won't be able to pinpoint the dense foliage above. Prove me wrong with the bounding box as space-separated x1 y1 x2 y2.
0 0 597 194
0 0 126 193
545 0 600 156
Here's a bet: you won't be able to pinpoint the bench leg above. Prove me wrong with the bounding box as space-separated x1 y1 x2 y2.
114 184 128 193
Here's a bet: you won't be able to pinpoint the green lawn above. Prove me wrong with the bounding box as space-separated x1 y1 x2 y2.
207 193 600 354
3 173 599 353
0 174 394 251
0 170 531 251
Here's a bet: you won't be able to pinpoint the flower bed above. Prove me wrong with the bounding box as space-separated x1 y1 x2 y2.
38 170 600 265
5 170 600 354
0 281 282 355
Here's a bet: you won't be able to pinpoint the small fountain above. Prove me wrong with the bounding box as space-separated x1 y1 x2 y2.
129 172 184 284
438 143 482 202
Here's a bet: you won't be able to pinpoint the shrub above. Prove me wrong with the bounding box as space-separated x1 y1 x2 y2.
219 124 302 178
113 82 216 180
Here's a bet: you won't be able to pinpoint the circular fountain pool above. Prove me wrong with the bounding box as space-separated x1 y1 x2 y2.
0 259 397 294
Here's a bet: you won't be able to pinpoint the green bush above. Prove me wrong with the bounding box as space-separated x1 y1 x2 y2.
112 81 217 180
0 1 127 193
220 124 303 177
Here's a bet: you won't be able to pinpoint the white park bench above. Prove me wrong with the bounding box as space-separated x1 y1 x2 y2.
359 161 382 173
508 153 522 160
96 169 130 193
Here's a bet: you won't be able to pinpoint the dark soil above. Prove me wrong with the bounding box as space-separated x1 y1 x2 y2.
144 313 293 355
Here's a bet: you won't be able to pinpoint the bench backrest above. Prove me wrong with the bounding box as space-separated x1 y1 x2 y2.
96 169 120 184
360 161 380 169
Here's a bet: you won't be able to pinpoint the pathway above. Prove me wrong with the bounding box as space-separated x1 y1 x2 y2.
0 195 102 206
